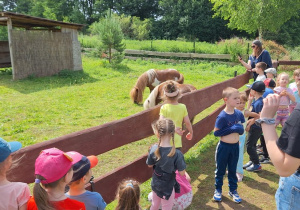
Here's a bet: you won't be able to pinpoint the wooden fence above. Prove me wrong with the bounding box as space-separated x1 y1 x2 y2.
9 72 251 203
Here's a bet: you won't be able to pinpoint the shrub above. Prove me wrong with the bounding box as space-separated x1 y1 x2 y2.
263 40 289 60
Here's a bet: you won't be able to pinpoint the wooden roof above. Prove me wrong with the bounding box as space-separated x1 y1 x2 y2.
0 11 84 30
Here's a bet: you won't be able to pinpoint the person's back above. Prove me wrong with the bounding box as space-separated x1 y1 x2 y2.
66 155 106 210
159 80 193 149
0 138 30 210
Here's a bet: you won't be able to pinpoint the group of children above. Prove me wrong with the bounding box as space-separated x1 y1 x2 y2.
1 68 299 209
212 67 300 204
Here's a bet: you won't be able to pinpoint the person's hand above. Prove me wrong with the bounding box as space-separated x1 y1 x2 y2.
248 93 254 102
238 55 243 62
175 127 184 136
245 123 251 132
260 94 280 119
280 90 287 96
296 80 300 88
186 132 193 140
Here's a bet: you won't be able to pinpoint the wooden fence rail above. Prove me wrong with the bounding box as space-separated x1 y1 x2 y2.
9 72 251 203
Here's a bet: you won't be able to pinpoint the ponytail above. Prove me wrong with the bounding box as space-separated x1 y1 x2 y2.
33 175 55 210
167 132 176 157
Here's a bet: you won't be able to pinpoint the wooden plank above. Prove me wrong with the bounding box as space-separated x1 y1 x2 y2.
191 53 231 59
0 63 11 68
278 60 300 66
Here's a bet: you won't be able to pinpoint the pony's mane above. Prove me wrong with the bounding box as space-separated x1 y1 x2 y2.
146 69 157 84
143 85 160 109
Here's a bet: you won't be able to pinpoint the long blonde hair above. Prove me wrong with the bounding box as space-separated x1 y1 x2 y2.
152 118 176 160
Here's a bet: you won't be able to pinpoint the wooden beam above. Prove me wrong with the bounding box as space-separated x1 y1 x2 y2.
6 18 15 79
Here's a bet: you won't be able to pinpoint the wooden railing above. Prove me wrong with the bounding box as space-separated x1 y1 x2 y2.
9 72 251 203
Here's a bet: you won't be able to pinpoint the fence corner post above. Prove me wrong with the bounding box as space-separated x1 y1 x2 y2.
234 70 237 77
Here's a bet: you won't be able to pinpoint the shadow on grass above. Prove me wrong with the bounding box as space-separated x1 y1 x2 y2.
0 70 98 94
185 138 277 210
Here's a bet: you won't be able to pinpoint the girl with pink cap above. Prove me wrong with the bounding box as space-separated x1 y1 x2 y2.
27 148 86 210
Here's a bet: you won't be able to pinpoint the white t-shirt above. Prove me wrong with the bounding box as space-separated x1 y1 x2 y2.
0 182 30 210
255 74 266 82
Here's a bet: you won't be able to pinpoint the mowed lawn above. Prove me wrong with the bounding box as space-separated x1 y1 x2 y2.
0 56 278 209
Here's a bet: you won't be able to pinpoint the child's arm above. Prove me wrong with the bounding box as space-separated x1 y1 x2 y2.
247 94 254 110
178 169 186 176
286 91 296 103
183 115 193 140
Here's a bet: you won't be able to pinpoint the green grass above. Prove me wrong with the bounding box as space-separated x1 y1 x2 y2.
0 56 278 209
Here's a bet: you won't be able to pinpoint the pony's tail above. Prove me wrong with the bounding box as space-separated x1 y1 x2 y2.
177 73 184 84
130 87 142 104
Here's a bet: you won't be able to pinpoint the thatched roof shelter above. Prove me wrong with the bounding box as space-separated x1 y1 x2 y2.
0 11 85 79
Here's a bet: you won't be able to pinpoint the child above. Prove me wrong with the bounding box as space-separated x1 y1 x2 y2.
263 78 276 98
0 138 30 210
115 179 141 210
160 80 193 149
274 72 295 127
147 118 187 209
213 87 245 203
265 68 277 79
243 81 265 172
235 92 248 182
66 155 106 210
27 148 86 210
254 62 267 82
288 69 300 113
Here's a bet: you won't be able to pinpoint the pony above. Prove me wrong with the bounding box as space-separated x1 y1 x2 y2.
143 81 197 110
130 69 184 104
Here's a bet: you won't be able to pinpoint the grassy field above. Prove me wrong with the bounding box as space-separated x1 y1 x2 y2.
0 56 280 209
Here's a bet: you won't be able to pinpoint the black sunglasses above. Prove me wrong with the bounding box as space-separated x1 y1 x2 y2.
251 45 256 48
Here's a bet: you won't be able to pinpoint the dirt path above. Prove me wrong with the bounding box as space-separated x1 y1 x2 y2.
187 142 278 209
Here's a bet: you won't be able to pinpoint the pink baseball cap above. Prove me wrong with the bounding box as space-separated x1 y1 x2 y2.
35 148 82 184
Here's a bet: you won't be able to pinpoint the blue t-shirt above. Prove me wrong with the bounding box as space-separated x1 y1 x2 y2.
66 191 106 210
263 88 274 98
249 97 264 129
294 91 300 103
214 109 245 136
249 50 272 80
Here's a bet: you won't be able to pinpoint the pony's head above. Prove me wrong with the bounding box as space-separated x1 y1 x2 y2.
143 86 160 109
130 86 143 104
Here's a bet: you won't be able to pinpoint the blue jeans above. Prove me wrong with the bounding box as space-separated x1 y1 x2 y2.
215 141 239 192
236 133 246 175
275 171 300 210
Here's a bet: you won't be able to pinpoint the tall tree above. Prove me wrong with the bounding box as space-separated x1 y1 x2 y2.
210 0 300 39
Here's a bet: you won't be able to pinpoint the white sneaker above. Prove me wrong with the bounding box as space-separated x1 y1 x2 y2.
236 173 243 182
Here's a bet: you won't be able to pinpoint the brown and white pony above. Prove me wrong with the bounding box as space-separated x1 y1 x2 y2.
143 81 197 110
130 69 184 104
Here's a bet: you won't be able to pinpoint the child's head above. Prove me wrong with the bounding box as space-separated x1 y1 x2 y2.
0 138 22 175
276 72 290 87
265 68 277 78
263 78 276 89
236 92 247 111
116 179 140 210
163 80 181 101
293 69 300 83
69 155 98 186
222 87 240 107
255 62 267 74
33 148 82 209
250 81 265 97
152 118 176 160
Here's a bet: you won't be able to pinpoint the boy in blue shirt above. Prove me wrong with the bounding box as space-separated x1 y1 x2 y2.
243 81 265 171
66 155 107 210
213 87 245 203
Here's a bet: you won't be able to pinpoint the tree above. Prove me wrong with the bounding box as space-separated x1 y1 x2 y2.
209 0 300 39
94 10 125 63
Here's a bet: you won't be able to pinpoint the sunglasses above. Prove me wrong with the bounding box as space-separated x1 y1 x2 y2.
251 45 256 48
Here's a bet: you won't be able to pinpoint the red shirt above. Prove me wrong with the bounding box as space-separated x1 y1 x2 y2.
27 196 86 210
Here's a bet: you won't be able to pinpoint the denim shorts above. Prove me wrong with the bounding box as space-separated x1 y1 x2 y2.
275 171 300 210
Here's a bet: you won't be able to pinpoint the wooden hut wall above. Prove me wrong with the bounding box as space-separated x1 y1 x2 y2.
10 30 73 79
0 41 11 68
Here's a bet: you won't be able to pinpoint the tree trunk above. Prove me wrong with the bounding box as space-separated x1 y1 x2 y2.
109 47 112 63
258 27 263 41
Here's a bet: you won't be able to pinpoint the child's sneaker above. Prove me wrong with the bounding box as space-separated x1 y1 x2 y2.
259 157 270 164
236 173 243 182
228 190 242 203
213 189 222 202
243 161 252 169
246 163 262 172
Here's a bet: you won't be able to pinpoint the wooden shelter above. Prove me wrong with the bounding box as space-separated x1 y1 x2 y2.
0 11 84 79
